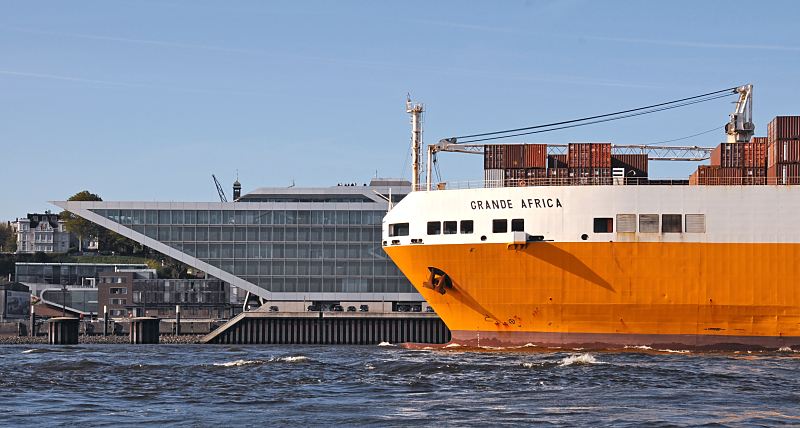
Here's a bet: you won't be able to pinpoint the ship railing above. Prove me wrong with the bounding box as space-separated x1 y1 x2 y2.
415 176 800 191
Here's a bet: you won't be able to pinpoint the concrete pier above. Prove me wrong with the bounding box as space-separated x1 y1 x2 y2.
203 311 451 345
48 317 79 345
130 317 160 344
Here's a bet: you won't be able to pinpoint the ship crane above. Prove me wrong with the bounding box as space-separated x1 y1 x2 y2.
424 140 713 190
725 84 754 143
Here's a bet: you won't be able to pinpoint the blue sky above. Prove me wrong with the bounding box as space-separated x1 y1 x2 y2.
2 0 799 220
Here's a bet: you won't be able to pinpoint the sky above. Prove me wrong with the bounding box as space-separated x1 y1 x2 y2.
1 0 799 220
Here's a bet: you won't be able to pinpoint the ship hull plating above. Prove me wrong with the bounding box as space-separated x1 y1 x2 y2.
385 242 800 349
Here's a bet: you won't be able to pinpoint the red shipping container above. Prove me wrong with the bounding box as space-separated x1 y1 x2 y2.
568 143 592 168
744 140 767 168
692 165 746 185
522 144 547 169
767 140 800 165
547 154 567 169
502 145 526 169
711 143 745 168
768 116 800 142
767 163 800 185
590 143 612 168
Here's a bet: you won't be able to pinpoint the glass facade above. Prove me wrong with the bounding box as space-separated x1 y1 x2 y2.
15 263 149 286
89 208 414 295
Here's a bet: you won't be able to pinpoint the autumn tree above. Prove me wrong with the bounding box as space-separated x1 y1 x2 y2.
0 223 16 253
60 190 103 251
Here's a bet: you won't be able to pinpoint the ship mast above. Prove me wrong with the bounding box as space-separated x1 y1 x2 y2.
406 95 424 191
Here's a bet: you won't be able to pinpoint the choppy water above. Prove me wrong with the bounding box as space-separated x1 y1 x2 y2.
1 344 799 426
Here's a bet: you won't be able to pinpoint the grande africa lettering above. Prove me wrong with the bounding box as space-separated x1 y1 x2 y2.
470 198 562 210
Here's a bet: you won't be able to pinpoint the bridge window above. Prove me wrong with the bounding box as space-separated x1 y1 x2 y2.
389 223 409 237
593 218 613 233
492 219 507 233
511 218 524 232
685 214 706 233
616 214 636 232
639 214 659 233
443 221 457 235
427 221 441 235
460 220 474 234
662 214 682 233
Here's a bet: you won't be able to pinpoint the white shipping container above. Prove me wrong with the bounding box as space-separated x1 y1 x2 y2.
484 169 505 188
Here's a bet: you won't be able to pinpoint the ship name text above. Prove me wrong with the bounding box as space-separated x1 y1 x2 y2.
470 198 562 210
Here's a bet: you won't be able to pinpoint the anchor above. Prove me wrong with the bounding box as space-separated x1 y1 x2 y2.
423 266 452 295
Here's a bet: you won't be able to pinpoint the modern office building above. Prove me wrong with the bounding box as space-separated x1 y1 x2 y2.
53 179 420 311
98 270 230 319
16 262 150 316
12 213 70 254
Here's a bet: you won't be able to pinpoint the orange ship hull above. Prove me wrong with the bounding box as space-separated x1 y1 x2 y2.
385 242 800 349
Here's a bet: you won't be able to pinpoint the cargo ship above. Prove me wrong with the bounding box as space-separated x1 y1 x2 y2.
383 87 800 349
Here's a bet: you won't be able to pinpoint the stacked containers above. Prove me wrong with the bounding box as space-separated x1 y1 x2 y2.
711 143 745 168
482 144 547 187
692 138 768 185
484 145 504 187
767 116 800 184
568 143 612 184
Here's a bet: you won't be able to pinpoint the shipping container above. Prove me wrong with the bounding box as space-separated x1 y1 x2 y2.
711 143 745 168
484 145 504 169
742 166 767 185
568 143 591 168
523 144 547 169
591 143 612 168
744 140 767 168
768 116 800 142
568 167 612 185
691 166 746 185
611 154 649 178
502 145 526 169
484 169 505 188
547 154 567 169
767 163 800 185
767 140 800 165
568 142 611 168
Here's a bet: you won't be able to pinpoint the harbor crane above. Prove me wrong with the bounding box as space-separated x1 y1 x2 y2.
212 174 228 202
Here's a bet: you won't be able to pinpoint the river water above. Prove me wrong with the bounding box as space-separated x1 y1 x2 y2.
0 344 798 426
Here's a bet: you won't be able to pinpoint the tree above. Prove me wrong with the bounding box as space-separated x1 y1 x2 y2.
60 190 104 252
0 223 16 253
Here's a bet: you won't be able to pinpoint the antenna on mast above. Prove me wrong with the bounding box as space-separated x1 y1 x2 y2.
406 94 424 191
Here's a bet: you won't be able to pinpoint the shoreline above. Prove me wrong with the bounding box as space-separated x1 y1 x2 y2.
0 335 204 345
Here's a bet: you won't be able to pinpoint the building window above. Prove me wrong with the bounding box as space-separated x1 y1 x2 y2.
593 218 613 233
110 298 127 305
511 219 524 232
616 214 636 232
639 214 659 233
443 221 457 235
389 223 409 237
460 220 474 234
662 214 682 233
427 221 441 235
492 219 507 233
110 287 127 295
685 214 706 233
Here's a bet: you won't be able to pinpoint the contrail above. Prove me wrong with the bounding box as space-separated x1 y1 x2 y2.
0 69 255 95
